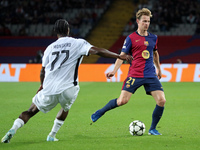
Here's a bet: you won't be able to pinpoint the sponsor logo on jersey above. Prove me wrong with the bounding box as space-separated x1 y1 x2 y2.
144 41 149 46
142 50 150 59
135 39 140 42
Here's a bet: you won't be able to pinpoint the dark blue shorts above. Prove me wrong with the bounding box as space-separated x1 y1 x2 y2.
122 77 164 95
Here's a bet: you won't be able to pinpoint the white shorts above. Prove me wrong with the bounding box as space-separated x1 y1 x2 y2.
32 85 80 113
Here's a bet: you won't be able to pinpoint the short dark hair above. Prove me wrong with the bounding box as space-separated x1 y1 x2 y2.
54 19 69 36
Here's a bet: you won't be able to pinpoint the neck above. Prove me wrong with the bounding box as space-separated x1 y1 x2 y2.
137 29 148 36
57 34 68 38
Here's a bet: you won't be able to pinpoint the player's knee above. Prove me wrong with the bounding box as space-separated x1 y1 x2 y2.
27 106 39 116
157 98 166 107
117 98 129 106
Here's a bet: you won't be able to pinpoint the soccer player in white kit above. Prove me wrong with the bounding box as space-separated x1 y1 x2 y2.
1 19 132 143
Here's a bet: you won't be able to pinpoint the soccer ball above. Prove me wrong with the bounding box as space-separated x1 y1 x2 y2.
129 120 145 136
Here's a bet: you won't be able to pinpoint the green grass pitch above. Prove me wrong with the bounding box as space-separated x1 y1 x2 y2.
0 82 199 150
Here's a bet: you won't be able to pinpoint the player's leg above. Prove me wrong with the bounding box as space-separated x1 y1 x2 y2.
19 103 40 123
47 85 79 141
1 103 39 143
91 77 142 123
91 90 132 122
56 108 69 121
143 78 166 135
47 109 69 141
149 90 166 135
117 90 133 106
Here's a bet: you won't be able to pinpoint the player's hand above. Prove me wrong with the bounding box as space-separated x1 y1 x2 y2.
157 70 162 79
106 71 115 79
36 85 43 93
119 54 133 63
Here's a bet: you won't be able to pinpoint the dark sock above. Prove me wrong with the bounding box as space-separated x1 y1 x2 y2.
150 105 164 130
98 98 118 115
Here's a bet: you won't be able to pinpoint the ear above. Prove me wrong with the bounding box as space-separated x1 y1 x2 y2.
136 19 139 24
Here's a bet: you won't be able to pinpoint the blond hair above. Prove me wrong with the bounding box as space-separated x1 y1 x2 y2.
136 8 152 20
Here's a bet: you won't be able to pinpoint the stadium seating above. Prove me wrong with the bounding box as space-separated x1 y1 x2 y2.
1 0 111 38
82 0 136 63
1 0 200 64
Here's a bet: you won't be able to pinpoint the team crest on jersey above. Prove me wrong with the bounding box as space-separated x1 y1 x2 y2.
126 84 130 88
142 50 150 59
144 41 149 46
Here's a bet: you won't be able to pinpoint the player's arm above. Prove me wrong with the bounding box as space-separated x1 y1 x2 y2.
36 67 45 93
106 52 126 79
40 67 45 85
153 50 162 79
106 35 132 78
89 46 132 62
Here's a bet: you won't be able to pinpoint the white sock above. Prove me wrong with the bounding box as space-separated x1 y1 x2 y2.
11 118 25 133
49 118 64 137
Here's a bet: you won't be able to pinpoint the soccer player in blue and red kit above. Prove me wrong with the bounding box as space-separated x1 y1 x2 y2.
91 8 166 135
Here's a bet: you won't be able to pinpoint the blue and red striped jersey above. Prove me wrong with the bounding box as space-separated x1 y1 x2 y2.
122 31 158 78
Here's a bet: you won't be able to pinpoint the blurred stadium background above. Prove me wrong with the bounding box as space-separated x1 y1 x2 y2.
0 0 200 64
0 2 199 149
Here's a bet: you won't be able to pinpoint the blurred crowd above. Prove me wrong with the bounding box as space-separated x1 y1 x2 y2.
0 0 110 36
1 0 200 37
123 0 200 34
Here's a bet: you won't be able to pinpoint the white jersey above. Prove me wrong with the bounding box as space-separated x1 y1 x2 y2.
42 37 92 95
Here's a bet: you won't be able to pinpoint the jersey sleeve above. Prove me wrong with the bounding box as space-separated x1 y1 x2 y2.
121 36 132 54
154 36 158 51
78 39 93 56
